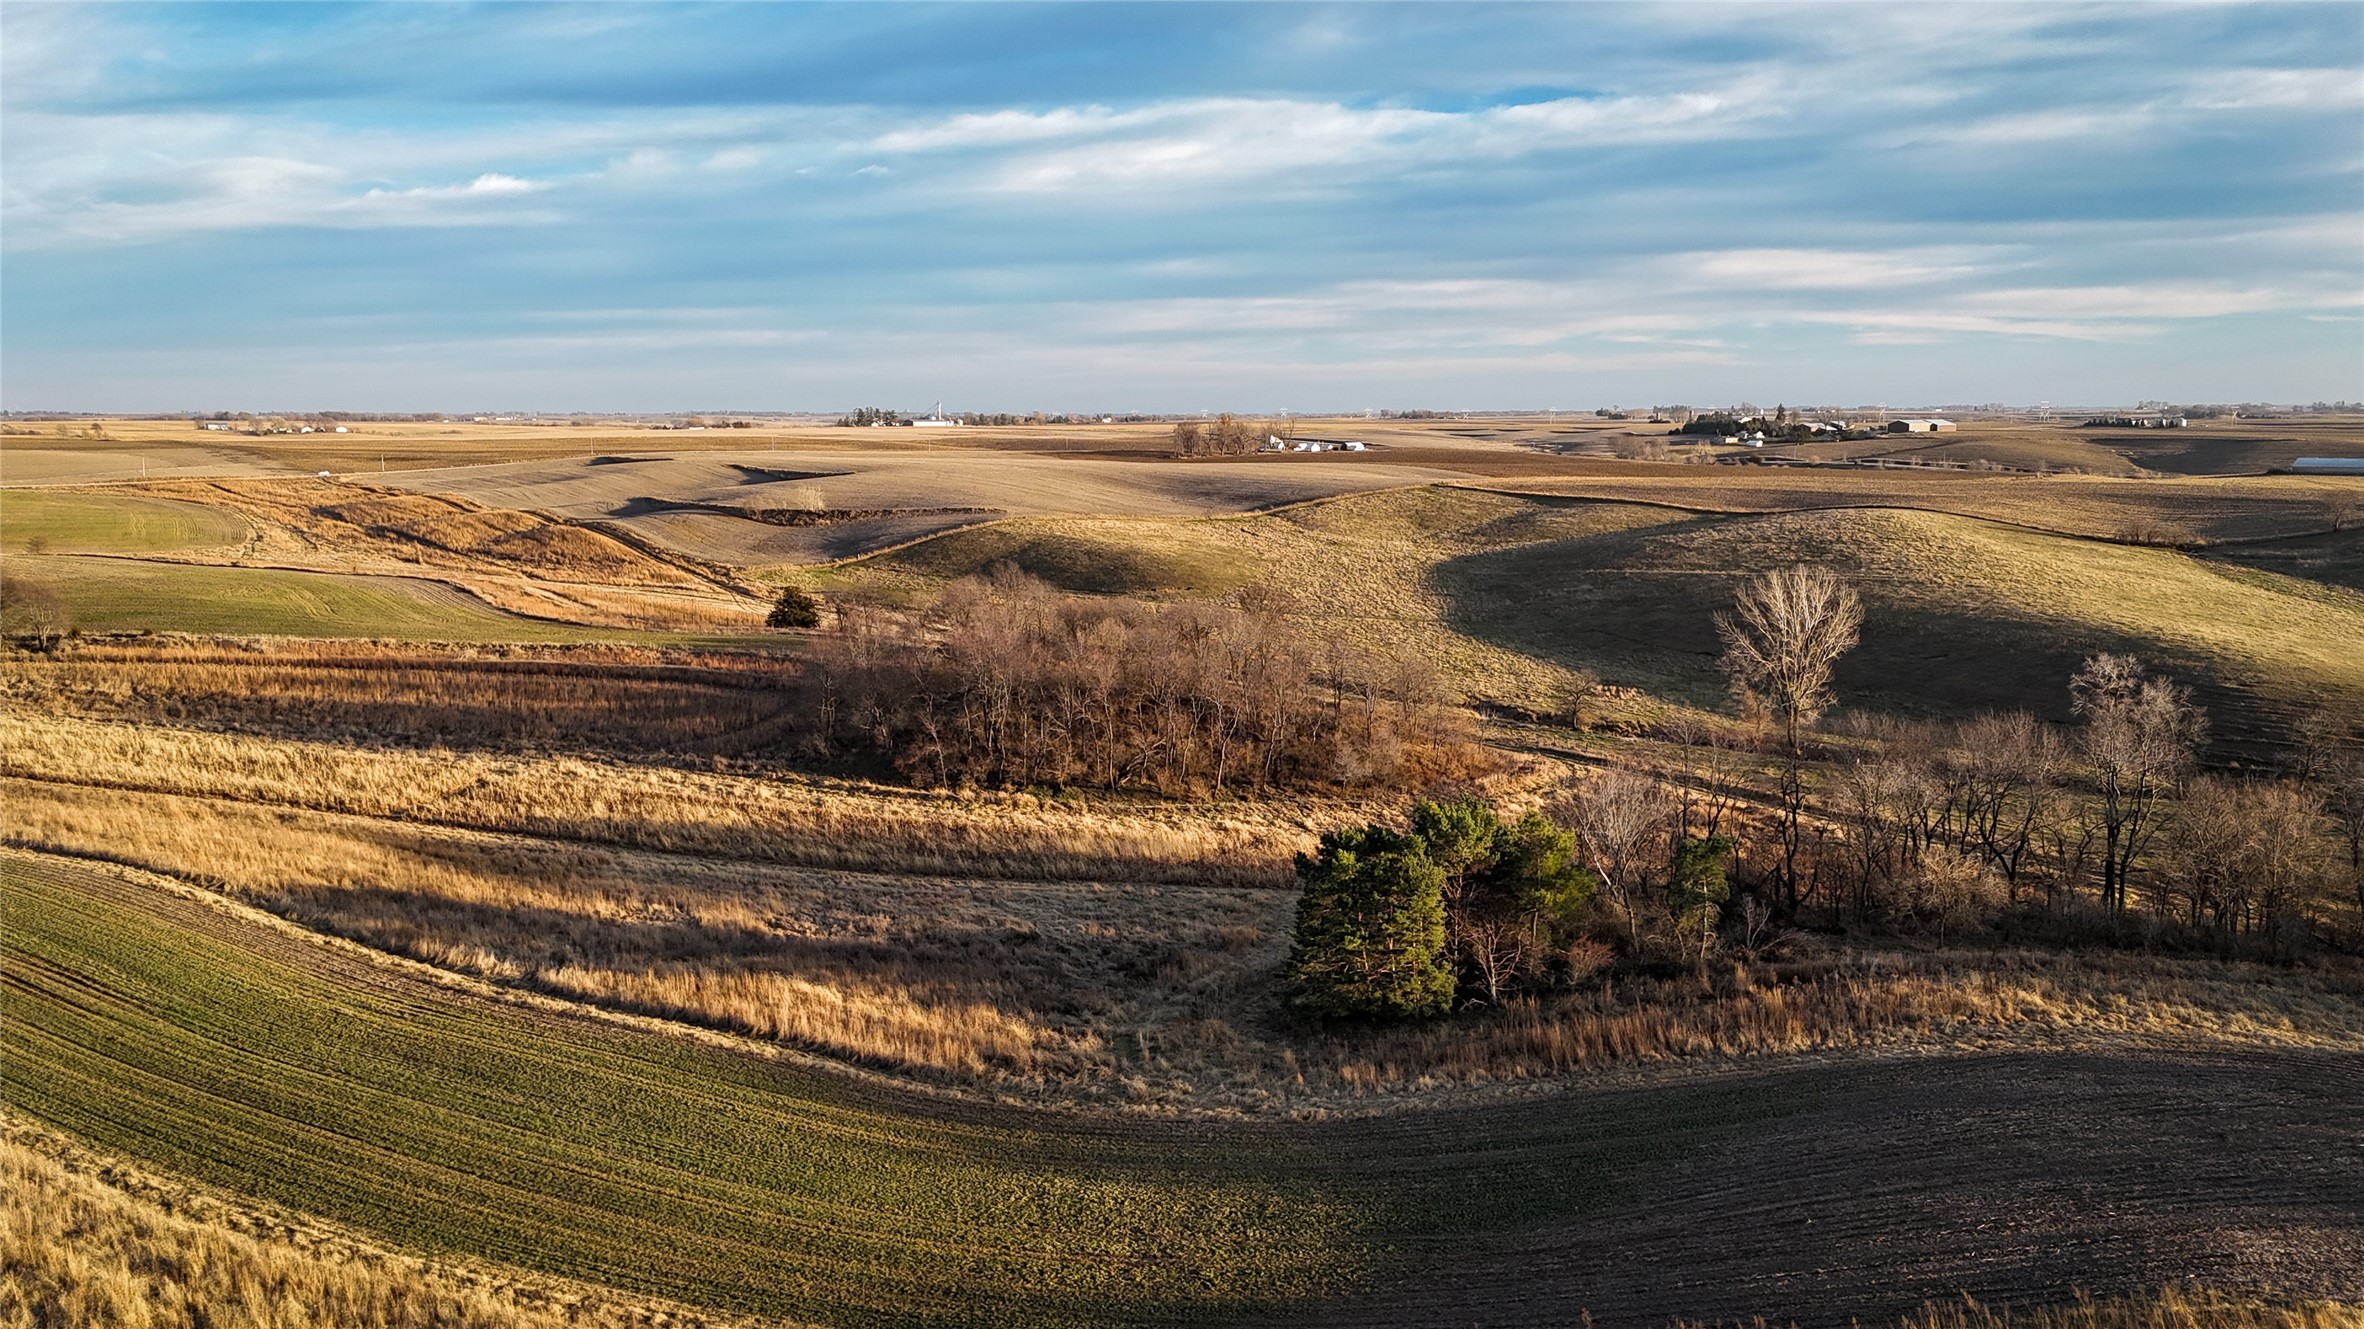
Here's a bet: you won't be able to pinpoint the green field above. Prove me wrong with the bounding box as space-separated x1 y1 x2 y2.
7 852 2359 1325
6 555 673 643
0 852 1670 1326
0 490 250 553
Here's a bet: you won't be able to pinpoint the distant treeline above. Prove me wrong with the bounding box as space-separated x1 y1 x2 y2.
795 569 1486 796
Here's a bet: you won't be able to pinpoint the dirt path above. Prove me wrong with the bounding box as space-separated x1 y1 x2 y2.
8 850 2361 1327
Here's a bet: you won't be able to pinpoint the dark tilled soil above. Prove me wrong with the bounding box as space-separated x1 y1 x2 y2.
1305 1048 2364 1326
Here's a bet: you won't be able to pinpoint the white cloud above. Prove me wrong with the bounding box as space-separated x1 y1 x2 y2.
1672 247 2004 291
871 88 1783 195
2188 68 2364 111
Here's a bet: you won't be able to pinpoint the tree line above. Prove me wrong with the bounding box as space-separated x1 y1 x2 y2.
1284 563 2364 1021
789 568 1485 797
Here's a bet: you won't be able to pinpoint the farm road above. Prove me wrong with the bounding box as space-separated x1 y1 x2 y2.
5 850 2359 1328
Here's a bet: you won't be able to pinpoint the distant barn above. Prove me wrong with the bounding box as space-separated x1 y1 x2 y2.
1886 418 1957 434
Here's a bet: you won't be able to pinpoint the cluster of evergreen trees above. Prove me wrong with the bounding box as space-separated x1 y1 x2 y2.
1282 798 1731 1019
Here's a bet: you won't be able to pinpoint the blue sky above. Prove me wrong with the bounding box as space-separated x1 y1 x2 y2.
4 3 2359 413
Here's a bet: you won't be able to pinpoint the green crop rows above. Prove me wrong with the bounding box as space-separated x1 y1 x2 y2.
0 851 1797 1326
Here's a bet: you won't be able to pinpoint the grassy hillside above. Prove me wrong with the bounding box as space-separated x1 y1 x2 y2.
7 852 2361 1326
6 555 650 643
836 488 1690 709
1435 506 2364 741
2211 527 2364 594
842 487 2363 740
0 490 250 553
874 520 1258 596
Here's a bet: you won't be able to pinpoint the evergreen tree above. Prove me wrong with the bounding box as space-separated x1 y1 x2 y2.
767 585 821 629
1283 827 1455 1020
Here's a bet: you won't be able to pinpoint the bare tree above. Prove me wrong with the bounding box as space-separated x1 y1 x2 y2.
1207 413 1255 456
2070 654 2205 914
1172 420 1204 457
2288 711 2364 919
1716 564 1862 909
0 574 70 650
1949 711 2067 896
1570 767 1677 950
2163 776 2330 944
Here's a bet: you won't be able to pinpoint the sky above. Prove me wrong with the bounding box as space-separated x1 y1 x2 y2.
3 2 2360 414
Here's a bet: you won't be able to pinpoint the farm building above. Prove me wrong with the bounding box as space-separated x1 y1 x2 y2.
1887 418 1957 434
2291 457 2364 475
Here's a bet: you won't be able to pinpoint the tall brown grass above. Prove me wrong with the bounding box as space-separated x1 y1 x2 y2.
8 775 2359 1109
0 1131 746 1329
1 644 800 755
1896 1288 2363 1329
1681 1288 2363 1329
0 710 1310 886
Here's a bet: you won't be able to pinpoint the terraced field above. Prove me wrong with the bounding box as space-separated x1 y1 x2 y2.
2 555 648 642
6 851 2360 1327
377 451 1463 566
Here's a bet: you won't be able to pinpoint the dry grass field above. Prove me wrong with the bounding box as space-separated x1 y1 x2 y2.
819 485 2362 748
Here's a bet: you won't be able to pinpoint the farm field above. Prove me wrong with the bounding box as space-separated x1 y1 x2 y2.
370 449 1472 565
9 849 2363 1328
0 489 250 553
0 555 662 642
5 416 2363 1326
1467 469 2358 544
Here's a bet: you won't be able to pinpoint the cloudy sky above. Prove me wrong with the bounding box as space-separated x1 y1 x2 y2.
4 2 2359 413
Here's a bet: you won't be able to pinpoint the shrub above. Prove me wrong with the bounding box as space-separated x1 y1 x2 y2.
767 586 821 629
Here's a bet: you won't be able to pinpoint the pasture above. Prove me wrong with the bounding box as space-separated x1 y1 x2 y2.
9 851 2361 1327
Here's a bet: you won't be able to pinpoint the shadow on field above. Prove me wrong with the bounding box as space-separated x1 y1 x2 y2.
1300 1046 2364 1326
1429 517 2302 748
